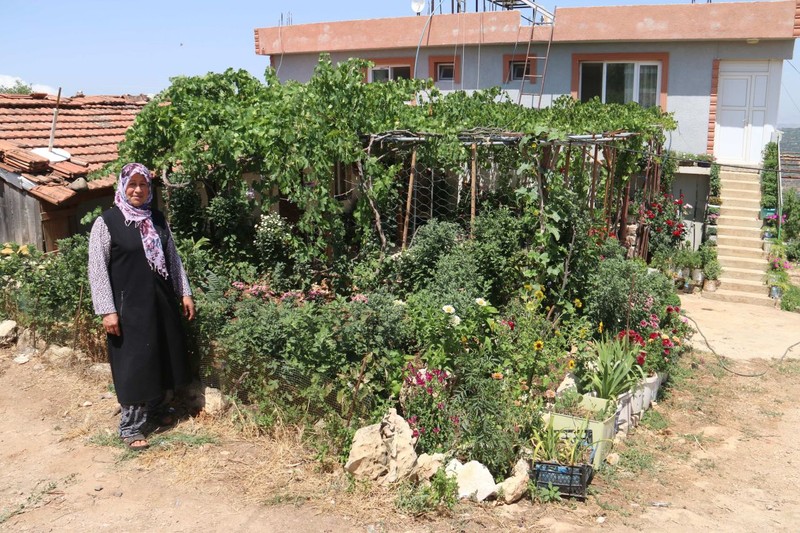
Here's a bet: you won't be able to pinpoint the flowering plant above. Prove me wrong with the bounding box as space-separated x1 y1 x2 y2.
643 193 688 257
402 364 458 453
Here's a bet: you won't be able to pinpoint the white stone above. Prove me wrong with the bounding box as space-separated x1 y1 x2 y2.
16 329 46 352
445 458 463 476
44 345 75 366
88 363 112 376
0 320 17 347
605 452 620 466
555 373 578 396
344 423 388 480
496 471 529 504
203 387 228 414
453 460 496 502
412 453 446 482
13 354 29 364
379 408 417 484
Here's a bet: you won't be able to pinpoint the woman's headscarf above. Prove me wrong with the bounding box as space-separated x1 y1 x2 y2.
114 163 169 279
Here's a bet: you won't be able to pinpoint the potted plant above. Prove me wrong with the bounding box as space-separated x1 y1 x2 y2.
581 336 644 436
707 195 722 207
546 389 617 469
531 419 594 500
702 258 722 292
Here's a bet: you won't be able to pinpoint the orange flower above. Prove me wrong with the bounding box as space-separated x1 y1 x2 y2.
491 372 504 380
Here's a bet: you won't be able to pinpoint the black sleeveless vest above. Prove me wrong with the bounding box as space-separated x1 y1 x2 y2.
102 206 190 405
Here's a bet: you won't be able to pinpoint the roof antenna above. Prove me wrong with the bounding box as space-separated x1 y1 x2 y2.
48 87 61 153
32 87 71 162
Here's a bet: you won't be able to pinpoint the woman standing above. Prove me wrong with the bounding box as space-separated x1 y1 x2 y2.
88 163 195 450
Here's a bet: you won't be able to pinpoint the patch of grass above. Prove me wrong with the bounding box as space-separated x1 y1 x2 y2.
263 494 306 506
682 432 716 446
149 431 217 449
596 498 631 517
758 408 783 418
618 443 655 474
0 475 77 525
774 360 800 376
640 410 668 431
395 467 458 516
695 458 717 472
89 429 125 448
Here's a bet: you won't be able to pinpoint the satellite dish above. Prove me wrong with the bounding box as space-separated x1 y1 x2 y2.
411 0 426 14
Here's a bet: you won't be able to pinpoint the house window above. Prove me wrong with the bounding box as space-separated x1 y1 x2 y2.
509 60 531 81
428 55 461 84
503 54 536 84
370 65 411 82
579 61 661 107
437 63 455 81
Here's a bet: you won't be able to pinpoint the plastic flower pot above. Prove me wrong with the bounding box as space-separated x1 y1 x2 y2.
546 394 617 469
691 268 704 284
615 391 633 434
630 382 647 417
643 373 660 404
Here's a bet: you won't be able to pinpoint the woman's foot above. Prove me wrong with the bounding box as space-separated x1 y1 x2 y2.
122 434 149 451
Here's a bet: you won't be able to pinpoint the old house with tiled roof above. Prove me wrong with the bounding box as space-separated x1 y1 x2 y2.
0 93 148 250
254 0 799 166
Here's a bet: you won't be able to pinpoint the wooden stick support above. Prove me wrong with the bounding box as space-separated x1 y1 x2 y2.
402 148 417 249
470 143 477 238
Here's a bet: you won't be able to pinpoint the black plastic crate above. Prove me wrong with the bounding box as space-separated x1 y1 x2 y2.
532 461 593 500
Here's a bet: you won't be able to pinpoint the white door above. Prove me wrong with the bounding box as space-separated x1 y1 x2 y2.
714 61 778 165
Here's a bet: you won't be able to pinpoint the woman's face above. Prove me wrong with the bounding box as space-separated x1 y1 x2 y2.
125 173 150 207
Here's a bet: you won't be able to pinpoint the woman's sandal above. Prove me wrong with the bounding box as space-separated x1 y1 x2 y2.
122 435 149 451
154 407 176 427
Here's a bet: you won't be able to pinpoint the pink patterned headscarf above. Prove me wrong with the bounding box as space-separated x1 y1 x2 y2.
114 163 169 279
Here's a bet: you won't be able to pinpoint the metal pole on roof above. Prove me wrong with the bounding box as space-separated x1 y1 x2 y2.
48 87 62 152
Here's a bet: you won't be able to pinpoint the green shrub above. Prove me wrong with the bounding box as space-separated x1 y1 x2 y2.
398 220 464 293
780 284 800 312
761 142 778 209
585 257 675 334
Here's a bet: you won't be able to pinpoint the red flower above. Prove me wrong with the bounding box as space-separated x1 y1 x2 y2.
666 219 674 227
636 353 646 366
672 229 682 237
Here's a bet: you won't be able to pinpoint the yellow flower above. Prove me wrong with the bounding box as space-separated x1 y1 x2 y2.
555 330 561 337
534 290 545 301
534 340 544 351
598 321 604 333
661 333 669 340
573 298 583 309
524 283 533 291
0 247 12 256
568 359 576 370
17 245 29 256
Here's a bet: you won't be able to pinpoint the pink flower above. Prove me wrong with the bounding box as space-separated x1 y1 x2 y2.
432 427 441 434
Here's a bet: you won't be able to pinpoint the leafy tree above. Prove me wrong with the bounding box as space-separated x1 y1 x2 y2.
0 80 32 94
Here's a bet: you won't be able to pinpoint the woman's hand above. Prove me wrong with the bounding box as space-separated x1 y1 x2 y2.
102 313 121 336
182 296 196 321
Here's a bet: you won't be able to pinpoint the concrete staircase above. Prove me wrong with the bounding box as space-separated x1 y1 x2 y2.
702 168 773 307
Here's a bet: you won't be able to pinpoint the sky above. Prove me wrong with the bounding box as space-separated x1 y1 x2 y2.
2 0 799 126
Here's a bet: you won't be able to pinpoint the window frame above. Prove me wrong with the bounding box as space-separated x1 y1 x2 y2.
503 54 535 84
571 53 669 110
428 55 461 84
363 57 416 83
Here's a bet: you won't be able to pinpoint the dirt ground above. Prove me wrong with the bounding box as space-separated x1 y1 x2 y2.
2 293 800 532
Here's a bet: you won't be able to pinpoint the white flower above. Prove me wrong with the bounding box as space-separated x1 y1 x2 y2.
450 315 462 326
475 298 488 307
442 305 456 314
393 299 406 307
